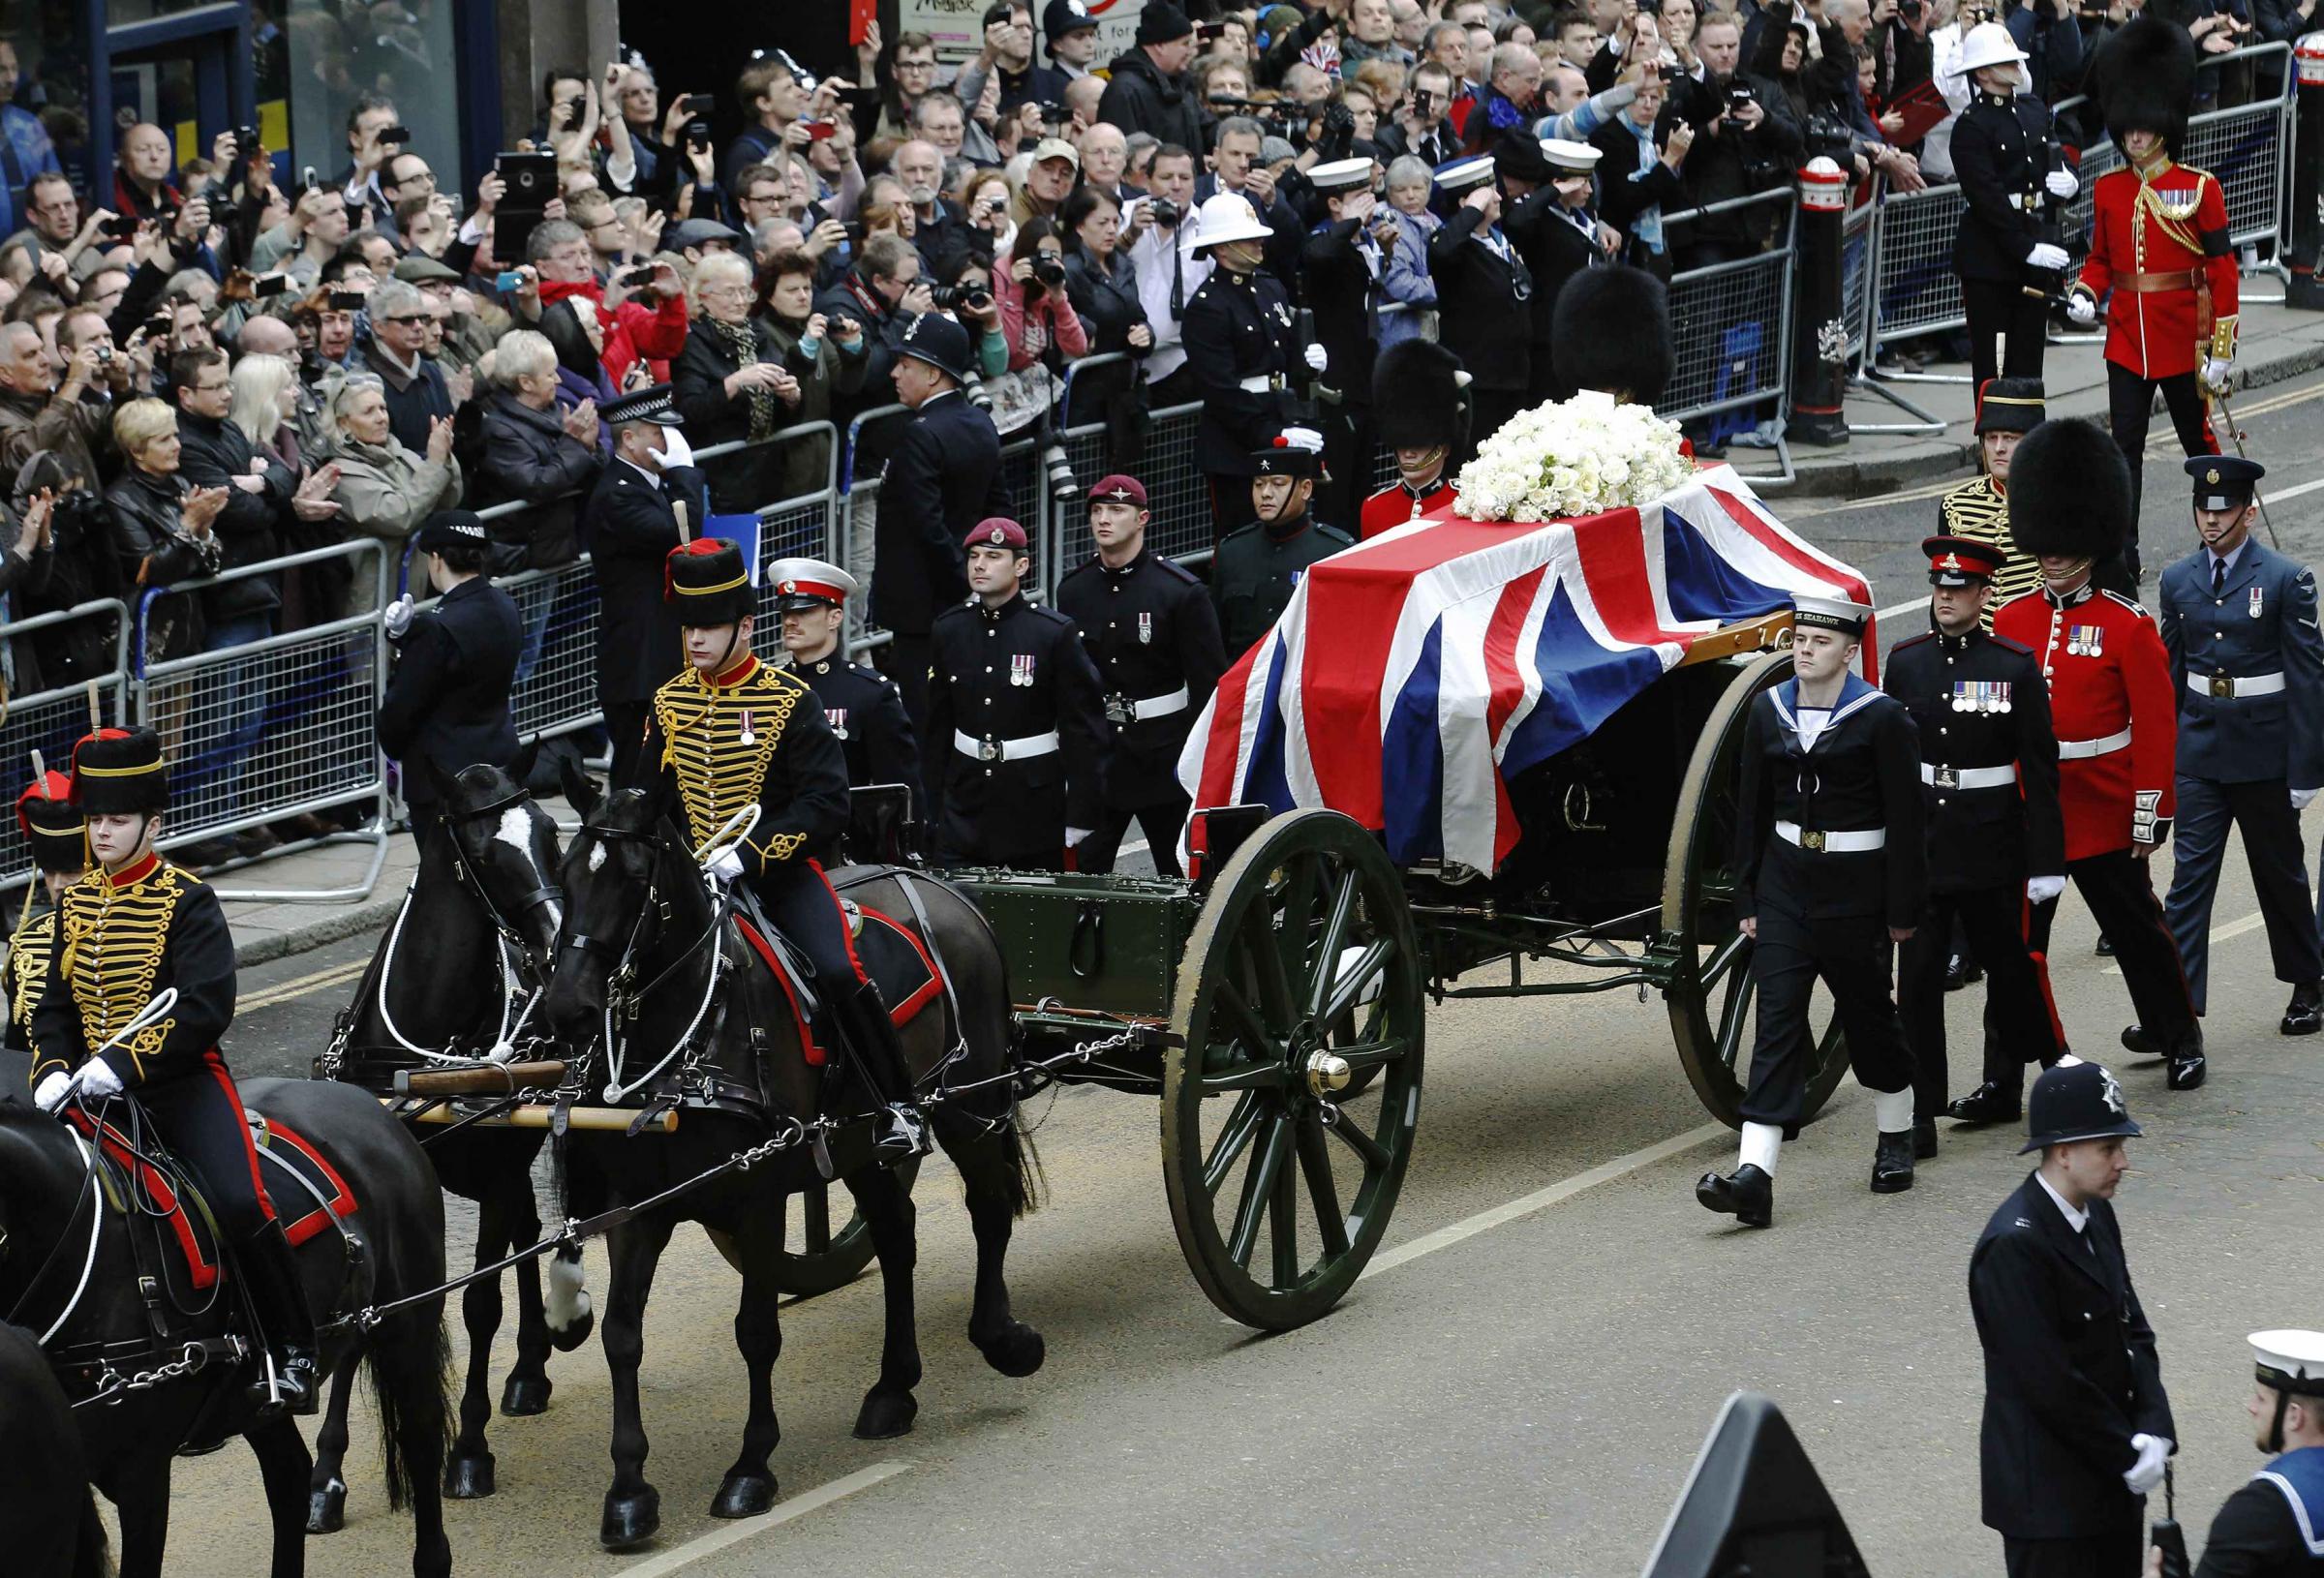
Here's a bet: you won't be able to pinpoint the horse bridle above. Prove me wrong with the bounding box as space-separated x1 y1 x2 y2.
441 787 566 972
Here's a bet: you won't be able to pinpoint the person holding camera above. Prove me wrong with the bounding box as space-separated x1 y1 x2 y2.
671 250 800 513
1587 66 1691 282
1669 12 1803 269
1947 22 2075 392
994 217 1091 374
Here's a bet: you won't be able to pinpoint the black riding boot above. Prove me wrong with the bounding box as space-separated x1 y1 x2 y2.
836 980 931 1161
239 1219 319 1415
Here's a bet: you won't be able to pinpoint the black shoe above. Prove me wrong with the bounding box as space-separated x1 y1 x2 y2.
2281 981 2323 1036
1945 1082 2023 1124
2166 1028 2208 1091
1912 1117 1939 1160
2095 933 2115 957
2121 1024 2164 1060
1871 1131 1916 1193
1943 954 1984 992
1696 1164 1773 1227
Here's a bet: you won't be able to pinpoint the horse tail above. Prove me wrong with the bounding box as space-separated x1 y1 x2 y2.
361 1309 451 1512
70 1488 110 1578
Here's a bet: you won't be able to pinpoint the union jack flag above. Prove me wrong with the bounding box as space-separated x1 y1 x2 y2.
1177 469 1875 871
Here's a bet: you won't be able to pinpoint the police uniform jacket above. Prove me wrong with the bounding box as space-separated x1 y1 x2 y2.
582 458 707 708
640 653 851 877
1950 90 2057 284
30 854 235 1093
924 592 1107 865
2193 1449 2324 1576
1179 266 1303 477
1731 673 1926 928
377 575 523 808
1209 511 1354 658
1970 1170 2176 1541
1361 478 1457 541
1426 205 1534 396
1054 546 1228 811
790 652 927 813
2157 539 2324 788
875 389 1006 636
1300 218 1383 412
1996 582 2179 861
1883 622 2064 891
2072 158 2240 381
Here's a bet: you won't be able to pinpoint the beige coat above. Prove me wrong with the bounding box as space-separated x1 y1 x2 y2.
325 434 462 615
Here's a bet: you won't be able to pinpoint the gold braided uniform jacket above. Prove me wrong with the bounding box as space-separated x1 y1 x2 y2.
5 909 58 1052
1938 475 2043 630
641 654 852 880
28 853 237 1089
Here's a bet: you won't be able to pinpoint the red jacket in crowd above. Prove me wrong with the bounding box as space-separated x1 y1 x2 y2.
538 276 689 387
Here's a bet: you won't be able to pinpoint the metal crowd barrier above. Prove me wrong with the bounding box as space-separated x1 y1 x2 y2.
0 600 132 895
1657 189 1801 484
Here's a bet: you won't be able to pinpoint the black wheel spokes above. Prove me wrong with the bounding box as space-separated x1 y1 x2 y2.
1716 964 1756 1075
1202 1090 1269 1196
1227 1112 1293 1270
801 1183 832 1256
1295 1116 1348 1259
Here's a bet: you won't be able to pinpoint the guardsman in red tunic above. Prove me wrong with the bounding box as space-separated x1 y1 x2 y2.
1990 419 2207 1092
1361 340 1467 541
2064 18 2234 579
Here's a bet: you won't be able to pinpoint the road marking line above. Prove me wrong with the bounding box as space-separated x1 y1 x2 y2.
2103 907 2264 975
239 957 370 1010
1359 1120 1730 1282
2232 380 2324 419
609 1461 914 1576
2261 474 2324 505
1790 476 1964 519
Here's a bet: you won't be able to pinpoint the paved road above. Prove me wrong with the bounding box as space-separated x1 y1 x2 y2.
144 375 2324 1575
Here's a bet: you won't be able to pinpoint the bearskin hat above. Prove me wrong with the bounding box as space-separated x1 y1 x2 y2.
1551 266 1674 405
2007 418 2132 563
1373 340 1468 453
663 538 755 627
15 770 84 874
2097 17 2195 161
69 727 169 818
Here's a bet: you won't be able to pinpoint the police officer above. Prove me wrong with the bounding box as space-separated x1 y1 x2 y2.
581 384 708 790
378 510 522 874
1361 340 1467 541
1053 473 1227 878
1993 419 2207 1091
1179 191 1316 539
644 540 925 1157
1300 156 1390 529
1209 429 1354 658
6 769 83 1052
1886 536 2065 1152
1427 155 1535 461
1945 21 2077 392
767 557 926 858
30 728 319 1413
1938 379 2049 625
2156 456 2324 1042
1697 592 1926 1228
1970 1059 2176 1578
924 518 1107 871
2156 1329 2324 1577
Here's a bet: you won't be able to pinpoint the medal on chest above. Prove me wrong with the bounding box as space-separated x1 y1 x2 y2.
738 708 756 746
2250 586 2264 620
2065 623 2105 658
1951 680 2011 713
1011 653 1035 687
1138 612 1153 646
827 707 848 741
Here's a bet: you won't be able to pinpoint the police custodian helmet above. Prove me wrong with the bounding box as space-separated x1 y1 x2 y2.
2019 1058 2143 1153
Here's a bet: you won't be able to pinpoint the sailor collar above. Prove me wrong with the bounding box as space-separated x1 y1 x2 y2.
2041 578 2096 610
1771 672 1882 750
105 852 164 890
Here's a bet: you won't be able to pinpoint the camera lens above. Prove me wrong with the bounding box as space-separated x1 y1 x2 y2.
1041 439 1078 501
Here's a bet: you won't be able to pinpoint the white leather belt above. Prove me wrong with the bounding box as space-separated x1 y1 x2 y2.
2187 670 2285 699
1921 763 2018 789
2058 726 2133 760
954 730 1060 764
1775 820 1886 852
1105 684 1190 724
1238 373 1288 393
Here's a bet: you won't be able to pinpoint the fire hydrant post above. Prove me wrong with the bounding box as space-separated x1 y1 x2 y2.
1791 157 1851 445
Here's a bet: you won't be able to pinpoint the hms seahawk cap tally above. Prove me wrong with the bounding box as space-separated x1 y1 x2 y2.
1790 592 1873 637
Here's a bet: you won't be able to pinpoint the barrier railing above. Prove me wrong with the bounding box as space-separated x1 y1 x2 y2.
1 600 132 895
1657 189 1800 484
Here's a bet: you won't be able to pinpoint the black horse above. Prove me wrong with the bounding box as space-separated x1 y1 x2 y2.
0 1078 452 1578
534 774 1043 1549
0 1318 104 1577
311 759 593 1527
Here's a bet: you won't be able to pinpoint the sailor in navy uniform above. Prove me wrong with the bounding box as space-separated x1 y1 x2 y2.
2155 456 2324 1040
1179 191 1310 540
1884 535 2066 1153
1970 1060 2176 1578
1697 593 1926 1229
924 517 1108 870
1053 473 1227 878
2173 1329 2324 1577
766 557 926 838
1299 156 1389 528
1426 154 1535 462
1502 137 1607 406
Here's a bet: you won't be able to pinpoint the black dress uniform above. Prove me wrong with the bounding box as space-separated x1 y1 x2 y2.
1299 157 1387 528
1971 1061 2176 1578
1053 475 1228 878
2191 1331 2324 1578
1209 435 1353 658
1499 136 1605 406
378 512 522 871
1426 157 1535 462
767 555 928 855
1949 79 2064 392
925 520 1108 869
1885 536 2066 1140
30 728 318 1411
1180 203 1305 535
5 772 82 1053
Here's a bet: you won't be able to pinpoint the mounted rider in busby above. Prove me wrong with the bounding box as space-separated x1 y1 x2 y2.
1361 340 1470 541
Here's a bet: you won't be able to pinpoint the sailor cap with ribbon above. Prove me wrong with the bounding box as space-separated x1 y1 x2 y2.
1790 592 1874 636
1431 154 1497 195
1306 156 1375 194
1541 137 1602 175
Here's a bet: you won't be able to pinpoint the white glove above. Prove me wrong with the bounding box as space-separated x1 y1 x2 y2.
2027 874 2067 906
382 592 415 640
647 424 694 470
1064 827 1092 849
2065 293 2097 327
2201 356 2234 394
1303 343 1329 375
72 1059 124 1102
2124 1433 2172 1497
2045 168 2077 198
2293 788 2320 812
2026 242 2071 271
706 843 746 887
33 1070 73 1112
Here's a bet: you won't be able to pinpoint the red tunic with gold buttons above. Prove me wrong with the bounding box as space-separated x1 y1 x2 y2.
2068 155 2239 382
1360 478 1457 541
1994 582 2178 862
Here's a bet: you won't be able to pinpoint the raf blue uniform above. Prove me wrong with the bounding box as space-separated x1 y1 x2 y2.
2155 456 2324 1028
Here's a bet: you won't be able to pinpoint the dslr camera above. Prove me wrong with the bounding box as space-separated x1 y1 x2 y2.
1031 258 1068 288
929 282 993 312
1147 197 1181 228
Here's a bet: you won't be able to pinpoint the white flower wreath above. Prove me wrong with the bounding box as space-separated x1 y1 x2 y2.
1452 390 1692 524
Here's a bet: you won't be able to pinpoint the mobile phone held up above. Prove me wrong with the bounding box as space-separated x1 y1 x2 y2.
495 269 527 293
